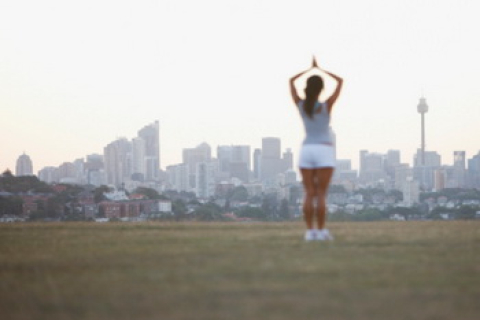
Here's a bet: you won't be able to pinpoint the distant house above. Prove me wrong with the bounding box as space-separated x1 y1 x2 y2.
19 194 50 217
158 200 172 213
98 199 166 219
129 193 147 200
390 213 406 221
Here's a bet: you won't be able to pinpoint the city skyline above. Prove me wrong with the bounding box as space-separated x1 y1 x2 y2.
1 1 479 173
12 127 480 177
6 116 480 177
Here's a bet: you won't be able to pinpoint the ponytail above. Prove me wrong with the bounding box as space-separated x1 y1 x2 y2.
303 75 324 119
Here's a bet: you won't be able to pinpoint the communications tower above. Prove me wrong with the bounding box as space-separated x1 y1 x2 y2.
417 97 429 165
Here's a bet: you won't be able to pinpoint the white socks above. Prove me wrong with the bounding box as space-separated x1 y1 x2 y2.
304 228 334 241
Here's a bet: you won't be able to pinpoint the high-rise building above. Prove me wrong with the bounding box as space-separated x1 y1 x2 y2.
85 154 105 186
333 159 358 183
232 145 251 171
359 151 386 184
217 146 232 173
452 151 467 188
183 143 211 171
137 121 160 181
282 148 293 170
73 158 86 184
253 149 262 181
434 168 447 191
104 138 132 188
262 137 281 159
166 164 190 192
217 145 251 182
468 151 480 188
285 169 297 184
15 153 33 176
261 137 285 183
195 161 217 199
183 143 212 189
131 137 146 181
413 149 441 190
38 166 58 183
413 150 441 167
403 177 420 206
384 149 401 184
394 163 412 191
57 162 76 183
385 150 401 167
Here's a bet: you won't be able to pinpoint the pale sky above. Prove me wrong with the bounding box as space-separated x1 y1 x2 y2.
1 0 479 173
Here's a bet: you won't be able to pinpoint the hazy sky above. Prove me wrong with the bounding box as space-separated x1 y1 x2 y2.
1 0 479 173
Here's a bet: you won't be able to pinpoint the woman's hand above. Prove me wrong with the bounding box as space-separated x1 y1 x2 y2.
312 56 319 69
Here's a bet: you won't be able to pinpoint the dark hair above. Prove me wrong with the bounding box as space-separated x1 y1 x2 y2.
303 75 324 119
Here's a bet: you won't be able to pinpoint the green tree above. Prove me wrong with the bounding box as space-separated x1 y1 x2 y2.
133 187 164 200
93 185 113 203
279 199 290 220
227 186 248 202
355 188 385 203
262 194 278 220
0 174 52 193
172 199 188 221
387 189 403 202
455 205 477 220
194 202 223 221
0 196 23 216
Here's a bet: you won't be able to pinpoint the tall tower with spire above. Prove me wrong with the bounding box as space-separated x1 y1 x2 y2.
417 97 429 165
15 153 33 176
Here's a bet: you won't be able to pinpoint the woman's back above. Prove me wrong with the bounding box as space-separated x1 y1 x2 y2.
298 100 332 145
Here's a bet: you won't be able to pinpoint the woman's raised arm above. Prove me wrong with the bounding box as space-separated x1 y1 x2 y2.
322 69 343 113
290 67 312 105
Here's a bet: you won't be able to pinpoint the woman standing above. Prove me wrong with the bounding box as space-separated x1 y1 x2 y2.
290 57 343 241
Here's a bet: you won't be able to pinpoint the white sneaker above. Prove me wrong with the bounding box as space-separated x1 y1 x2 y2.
304 229 316 242
318 229 334 241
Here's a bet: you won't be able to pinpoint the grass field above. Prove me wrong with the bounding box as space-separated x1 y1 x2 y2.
1 221 479 320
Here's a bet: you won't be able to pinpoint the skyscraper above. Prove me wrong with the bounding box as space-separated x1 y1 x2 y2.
104 138 132 187
195 161 217 199
282 148 293 170
261 137 283 182
453 151 466 188
467 152 480 188
85 154 105 186
216 145 251 182
166 163 190 192
359 150 385 184
131 137 146 180
15 153 33 176
262 137 281 159
38 166 58 183
137 120 160 181
183 143 212 189
253 148 262 181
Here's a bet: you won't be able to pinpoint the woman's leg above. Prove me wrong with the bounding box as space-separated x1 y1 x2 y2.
314 168 334 230
300 168 316 230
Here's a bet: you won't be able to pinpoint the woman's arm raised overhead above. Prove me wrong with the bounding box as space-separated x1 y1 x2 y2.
290 70 308 106
322 69 343 113
290 58 317 105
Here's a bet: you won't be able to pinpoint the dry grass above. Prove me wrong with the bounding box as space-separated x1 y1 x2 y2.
1 221 480 320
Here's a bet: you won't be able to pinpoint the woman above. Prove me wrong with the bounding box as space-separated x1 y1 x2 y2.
290 57 343 241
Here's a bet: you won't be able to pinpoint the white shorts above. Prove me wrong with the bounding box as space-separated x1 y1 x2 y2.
299 144 336 169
